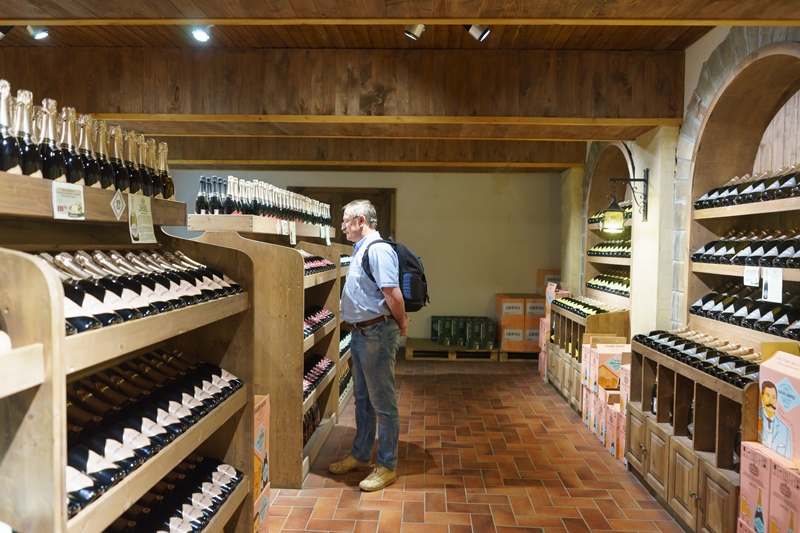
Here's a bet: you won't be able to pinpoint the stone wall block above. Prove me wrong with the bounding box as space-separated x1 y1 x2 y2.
673 260 686 294
681 114 701 142
773 26 788 44
759 26 775 48
731 26 749 66
676 158 692 183
715 33 737 87
695 65 717 108
706 46 727 91
676 134 695 161
674 178 689 204
673 229 686 262
671 290 685 325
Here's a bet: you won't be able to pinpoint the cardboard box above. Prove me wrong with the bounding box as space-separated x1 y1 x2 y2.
453 317 467 346
582 387 591 427
545 283 572 318
769 459 800 533
438 317 454 345
740 442 789 533
759 351 800 463
537 270 561 295
539 349 548 382
596 395 606 441
525 327 540 352
539 316 550 352
593 343 631 393
500 325 526 352
480 319 496 350
254 395 270 498
431 316 444 341
618 413 627 464
496 293 526 328
620 364 631 414
254 483 270 533
738 517 756 533
597 387 620 444
582 334 625 390
606 404 621 457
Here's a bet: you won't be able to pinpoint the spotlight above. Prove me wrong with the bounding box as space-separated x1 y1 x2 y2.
26 25 48 40
0 26 13 41
404 24 425 40
192 26 211 42
463 24 490 42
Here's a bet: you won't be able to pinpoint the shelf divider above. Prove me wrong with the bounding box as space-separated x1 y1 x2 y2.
303 367 336 413
303 269 337 289
188 214 334 238
0 343 45 399
691 262 800 282
693 197 800 220
587 256 631 266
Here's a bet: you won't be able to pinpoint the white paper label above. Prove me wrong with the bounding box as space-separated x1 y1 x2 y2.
744 266 761 287
122 427 151 449
193 386 214 401
289 221 297 245
52 181 86 220
103 439 135 462
64 297 88 318
733 306 751 318
139 417 168 437
212 471 233 488
167 400 193 420
156 408 181 427
84 449 119 475
66 465 95 492
202 380 224 397
526 329 540 342
759 311 775 323
763 267 783 303
325 231 331 246
82 292 116 315
128 194 157 244
212 375 231 390
181 503 204 522
502 302 524 315
190 493 214 510
181 392 204 410
201 481 223 499
281 219 289 235
167 518 194 533
220 369 239 383
779 246 796 258
5 164 22 175
504 328 523 341
773 314 791 326
110 189 126 220
526 302 546 316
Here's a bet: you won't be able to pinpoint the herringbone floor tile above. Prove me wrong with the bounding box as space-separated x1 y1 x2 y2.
270 357 680 533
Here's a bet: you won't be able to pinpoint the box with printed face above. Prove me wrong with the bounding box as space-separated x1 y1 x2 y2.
538 316 550 351
583 335 626 390
597 387 620 443
593 344 631 392
739 442 776 533
596 396 606 441
769 459 800 533
620 364 631 414
759 351 800 462
587 390 596 431
582 345 591 388
254 483 270 533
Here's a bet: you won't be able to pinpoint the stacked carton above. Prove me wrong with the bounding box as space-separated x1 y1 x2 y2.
253 396 270 533
495 293 546 352
431 316 495 349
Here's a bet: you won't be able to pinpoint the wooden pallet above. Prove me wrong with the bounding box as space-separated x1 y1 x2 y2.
404 338 500 361
500 351 540 362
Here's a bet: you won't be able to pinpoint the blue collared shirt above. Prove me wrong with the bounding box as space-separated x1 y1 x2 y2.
340 232 399 323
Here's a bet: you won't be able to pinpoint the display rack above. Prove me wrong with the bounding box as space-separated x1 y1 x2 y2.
331 241 354 416
0 172 254 533
547 304 630 412
188 215 343 488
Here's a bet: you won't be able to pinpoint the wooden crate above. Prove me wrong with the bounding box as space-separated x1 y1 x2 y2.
404 338 499 361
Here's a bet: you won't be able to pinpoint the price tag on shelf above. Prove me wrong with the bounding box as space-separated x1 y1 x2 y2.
743 266 761 287
325 230 331 246
128 194 157 244
275 219 282 234
52 181 85 220
763 267 783 303
319 225 326 238
289 221 297 245
110 189 125 220
281 220 289 236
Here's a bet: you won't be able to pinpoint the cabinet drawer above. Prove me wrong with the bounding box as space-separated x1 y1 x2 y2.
668 436 699 528
626 403 647 475
645 417 671 500
697 459 739 533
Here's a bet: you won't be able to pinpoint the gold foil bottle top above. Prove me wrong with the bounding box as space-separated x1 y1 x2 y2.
16 89 32 107
43 98 57 115
0 79 9 98
158 141 168 154
78 114 92 128
110 125 123 137
62 107 77 122
94 119 107 134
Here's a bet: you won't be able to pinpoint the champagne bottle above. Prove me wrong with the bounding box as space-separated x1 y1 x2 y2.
761 295 800 334
135 134 153 196
760 163 800 201
124 130 144 194
759 230 798 267
651 379 658 415
733 172 769 205
689 282 734 314
158 142 175 200
0 80 21 174
67 444 124 490
136 252 210 302
12 90 42 177
722 230 767 265
743 168 785 203
208 177 222 215
82 432 143 473
108 125 130 192
195 176 209 215
691 230 736 262
59 107 86 185
745 230 785 266
91 120 116 190
99 250 183 311
41 257 123 328
687 400 694 440
76 114 101 188
120 251 199 306
695 285 743 318
223 177 235 214
741 292 794 329
38 99 67 181
66 465 103 516
147 138 164 198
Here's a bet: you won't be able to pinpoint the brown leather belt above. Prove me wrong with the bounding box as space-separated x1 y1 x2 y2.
350 315 392 330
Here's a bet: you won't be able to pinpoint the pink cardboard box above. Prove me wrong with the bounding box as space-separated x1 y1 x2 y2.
539 316 550 351
539 349 548 382
738 517 756 533
582 387 591 427
739 442 776 533
769 459 800 533
254 483 270 533
759 351 800 463
618 413 627 464
593 344 631 391
606 404 620 456
581 344 591 388
620 364 631 414
595 396 606 441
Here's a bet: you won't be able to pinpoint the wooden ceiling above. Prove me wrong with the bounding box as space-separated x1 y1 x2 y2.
0 24 711 51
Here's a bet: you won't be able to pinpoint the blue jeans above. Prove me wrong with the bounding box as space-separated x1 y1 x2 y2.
349 319 401 470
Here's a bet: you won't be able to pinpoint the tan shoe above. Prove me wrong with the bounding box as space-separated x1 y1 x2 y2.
328 453 372 475
359 466 398 491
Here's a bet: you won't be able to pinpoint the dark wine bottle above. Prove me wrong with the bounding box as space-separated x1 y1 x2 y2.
134 133 153 196
12 89 42 177
223 177 235 214
687 400 694 440
760 295 800 334
108 125 130 192
38 99 67 181
741 293 793 329
123 130 144 194
59 107 86 185
66 465 103 516
689 282 734 315
195 176 209 214
158 141 175 200
67 444 124 490
83 432 144 473
76 114 101 188
208 176 222 215
707 286 755 320
103 421 160 459
92 120 116 190
745 231 785 266
650 379 658 415
759 231 798 267
0 79 21 174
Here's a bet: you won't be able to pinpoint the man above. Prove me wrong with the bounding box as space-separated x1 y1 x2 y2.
759 381 792 459
330 199 407 491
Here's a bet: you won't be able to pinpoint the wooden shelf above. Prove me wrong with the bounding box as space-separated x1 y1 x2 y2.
63 293 249 375
302 413 335 479
0 172 185 226
633 341 744 404
693 196 800 220
66 387 248 533
691 261 800 282
304 269 337 289
550 304 587 326
587 255 631 266
0 343 44 399
303 367 336 413
340 348 351 366
202 477 249 533
587 219 632 232
584 287 630 309
341 265 349 277
690 315 798 353
188 214 334 238
339 382 354 417
303 319 337 353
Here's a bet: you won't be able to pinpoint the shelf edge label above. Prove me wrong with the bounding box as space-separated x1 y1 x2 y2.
743 266 761 287
129 194 157 244
52 181 85 220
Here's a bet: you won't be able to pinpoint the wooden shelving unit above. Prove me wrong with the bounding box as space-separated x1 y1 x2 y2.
584 287 630 310
587 256 632 266
189 218 344 488
691 261 800 282
0 171 254 533
693 196 800 220
189 214 335 239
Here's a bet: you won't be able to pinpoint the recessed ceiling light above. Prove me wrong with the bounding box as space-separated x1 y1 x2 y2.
26 25 49 40
192 26 211 42
464 24 490 42
404 24 425 40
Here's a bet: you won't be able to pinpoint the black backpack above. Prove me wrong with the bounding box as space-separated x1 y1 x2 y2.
362 238 430 312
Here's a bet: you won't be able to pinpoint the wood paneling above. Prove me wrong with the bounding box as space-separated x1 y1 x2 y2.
0 0 796 22
0 48 685 119
754 88 800 173
0 24 712 51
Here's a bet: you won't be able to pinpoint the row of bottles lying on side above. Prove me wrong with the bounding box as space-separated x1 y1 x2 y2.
303 306 335 339
692 229 800 268
689 283 800 339
298 249 336 276
340 330 351 357
65 348 244 518
194 175 332 227
587 200 634 224
694 163 800 210
552 296 623 318
303 354 334 400
98 455 244 532
586 270 630 298
340 254 352 267
339 363 353 403
35 249 242 337
633 327 760 388
302 401 321 447
587 238 631 258
0 80 175 198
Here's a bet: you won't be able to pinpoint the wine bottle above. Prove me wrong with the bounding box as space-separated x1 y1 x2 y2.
68 444 125 490
760 163 800 202
158 142 175 200
135 134 153 196
171 251 243 293
687 400 694 440
0 80 21 174
147 138 164 199
691 231 736 262
742 168 785 203
72 251 159 317
119 409 174 448
38 99 67 181
12 90 42 177
694 285 743 318
741 292 793 329
66 465 103 516
689 282 734 314
776 164 800 200
135 252 209 303
745 231 785 266
41 259 123 328
208 176 221 215
759 230 798 267
707 286 755 320
98 250 183 311
123 130 144 194
732 172 768 205
82 432 144 473
108 125 130 192
758 295 800 334
58 107 86 185
75 114 102 188
120 251 198 307
195 177 209 214
715 175 752 207
91 120 116 190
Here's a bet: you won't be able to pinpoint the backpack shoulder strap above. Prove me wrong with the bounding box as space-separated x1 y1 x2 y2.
360 239 394 283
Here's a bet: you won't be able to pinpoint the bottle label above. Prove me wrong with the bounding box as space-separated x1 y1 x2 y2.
178 279 198 296
713 246 728 257
767 179 784 191
213 209 220 215
200 209 207 215
220 369 239 383
82 292 116 315
735 246 752 259
181 503 204 522
212 471 234 488
167 518 194 533
84 449 119 475
193 386 214 401
763 247 780 258
653 398 657 414
758 311 774 323
212 375 231 390
710 302 725 312
91 181 101 189
156 408 181 427
202 380 224 397
201 481 223 499
66 465 95 492
181 392 204 410
139 417 168 437
773 314 791 326
740 184 755 195
64 297 88 319
786 319 800 331
734 306 751 318
122 427 152 449
780 246 796 258
120 287 147 307
751 246 766 256
702 299 718 311
167 400 193 420
216 464 238 478
753 182 766 193
745 309 762 320
190 493 215 510
138 283 157 301
103 439 136 462
55 174 67 182
721 303 736 315
708 191 720 200
4 164 22 175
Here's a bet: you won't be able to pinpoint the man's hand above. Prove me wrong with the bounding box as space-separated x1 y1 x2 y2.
382 287 408 336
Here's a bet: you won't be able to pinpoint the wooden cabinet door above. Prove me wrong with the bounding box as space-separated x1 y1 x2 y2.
697 459 739 533
547 348 557 383
551 350 562 388
626 404 647 475
645 418 671 500
571 363 582 410
561 356 572 398
668 436 699 528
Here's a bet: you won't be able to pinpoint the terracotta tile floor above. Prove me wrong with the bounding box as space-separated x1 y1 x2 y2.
270 357 682 533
